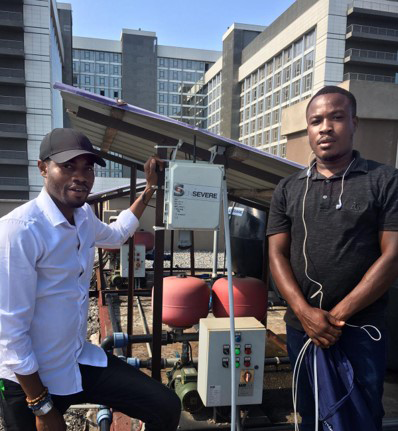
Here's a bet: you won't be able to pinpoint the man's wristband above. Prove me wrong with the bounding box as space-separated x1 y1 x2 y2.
28 393 54 416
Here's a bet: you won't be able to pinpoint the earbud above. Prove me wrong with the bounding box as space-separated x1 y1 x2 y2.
336 202 342 210
306 168 311 178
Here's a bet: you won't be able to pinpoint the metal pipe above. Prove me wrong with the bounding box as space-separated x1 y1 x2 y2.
136 296 152 357
105 294 124 356
212 230 219 278
190 231 195 276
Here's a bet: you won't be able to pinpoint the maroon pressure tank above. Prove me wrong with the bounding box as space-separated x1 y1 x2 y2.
153 274 210 328
212 276 268 321
135 229 155 252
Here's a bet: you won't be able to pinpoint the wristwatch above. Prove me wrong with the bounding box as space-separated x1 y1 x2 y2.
32 399 54 416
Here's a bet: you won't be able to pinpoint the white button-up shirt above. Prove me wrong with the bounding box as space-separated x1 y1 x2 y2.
0 188 139 395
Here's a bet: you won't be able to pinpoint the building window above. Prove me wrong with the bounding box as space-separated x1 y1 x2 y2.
84 62 90 72
304 51 314 71
293 79 300 97
259 67 265 80
305 29 315 50
282 86 290 102
264 130 270 144
85 75 91 85
266 95 272 110
252 88 257 101
272 127 278 142
99 77 105 86
275 109 280 124
283 66 291 83
84 50 91 60
293 60 302 78
159 69 166 79
265 113 271 127
274 90 281 106
304 73 313 92
294 39 303 57
275 72 281 87
114 91 119 98
266 77 272 93
259 83 264 97
258 116 263 129
259 100 264 113
100 90 105 96
275 53 282 70
252 104 257 116
267 61 273 75
284 46 292 63
158 94 165 103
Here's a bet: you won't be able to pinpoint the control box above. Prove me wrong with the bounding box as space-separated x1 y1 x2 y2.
120 244 146 278
163 160 224 230
197 317 266 407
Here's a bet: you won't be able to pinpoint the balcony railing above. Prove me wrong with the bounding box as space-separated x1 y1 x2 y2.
347 24 398 38
0 150 27 160
345 48 397 62
0 39 24 51
343 72 396 83
0 176 28 186
0 11 23 21
0 95 25 106
0 123 27 133
348 1 398 14
0 67 24 78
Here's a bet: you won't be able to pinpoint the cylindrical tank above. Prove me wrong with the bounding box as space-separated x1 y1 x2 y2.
154 274 210 328
229 203 266 280
212 276 268 321
135 229 155 252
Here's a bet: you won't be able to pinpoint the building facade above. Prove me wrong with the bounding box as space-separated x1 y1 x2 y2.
0 0 72 213
199 0 398 162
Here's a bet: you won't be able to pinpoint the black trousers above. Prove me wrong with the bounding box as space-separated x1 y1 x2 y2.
0 354 181 431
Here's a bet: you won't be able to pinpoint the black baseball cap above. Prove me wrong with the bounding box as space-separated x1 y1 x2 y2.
39 128 106 167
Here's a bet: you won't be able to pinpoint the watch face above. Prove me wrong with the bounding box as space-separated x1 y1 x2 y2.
34 401 53 416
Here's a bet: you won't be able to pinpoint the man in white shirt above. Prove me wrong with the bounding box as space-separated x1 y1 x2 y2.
0 128 181 431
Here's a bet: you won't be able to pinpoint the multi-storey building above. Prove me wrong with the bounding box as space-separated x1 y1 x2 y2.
72 30 220 187
199 0 398 164
0 0 72 214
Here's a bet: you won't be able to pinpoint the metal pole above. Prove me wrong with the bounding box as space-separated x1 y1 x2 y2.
152 147 166 380
212 230 219 278
126 164 137 357
190 231 195 276
170 230 174 276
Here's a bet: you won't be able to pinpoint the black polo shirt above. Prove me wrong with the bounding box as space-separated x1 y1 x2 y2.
267 151 398 331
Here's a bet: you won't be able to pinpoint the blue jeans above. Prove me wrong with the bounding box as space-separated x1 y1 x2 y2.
286 325 387 431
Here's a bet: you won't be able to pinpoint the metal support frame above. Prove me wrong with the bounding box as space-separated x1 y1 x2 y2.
152 147 167 380
126 164 137 357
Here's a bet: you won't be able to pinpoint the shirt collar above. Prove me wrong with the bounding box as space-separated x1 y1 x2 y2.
298 150 368 180
36 188 86 227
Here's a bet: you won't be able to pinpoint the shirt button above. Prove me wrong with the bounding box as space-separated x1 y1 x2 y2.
322 195 328 199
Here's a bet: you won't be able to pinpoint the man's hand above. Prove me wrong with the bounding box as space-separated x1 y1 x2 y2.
36 407 66 431
144 156 163 189
297 306 345 348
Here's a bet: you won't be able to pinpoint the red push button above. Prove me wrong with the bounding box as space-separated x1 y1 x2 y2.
245 344 252 354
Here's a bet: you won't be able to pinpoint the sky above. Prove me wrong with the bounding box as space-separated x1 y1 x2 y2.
66 0 296 51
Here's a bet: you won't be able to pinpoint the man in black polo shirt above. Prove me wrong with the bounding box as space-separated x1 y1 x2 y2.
267 86 398 430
